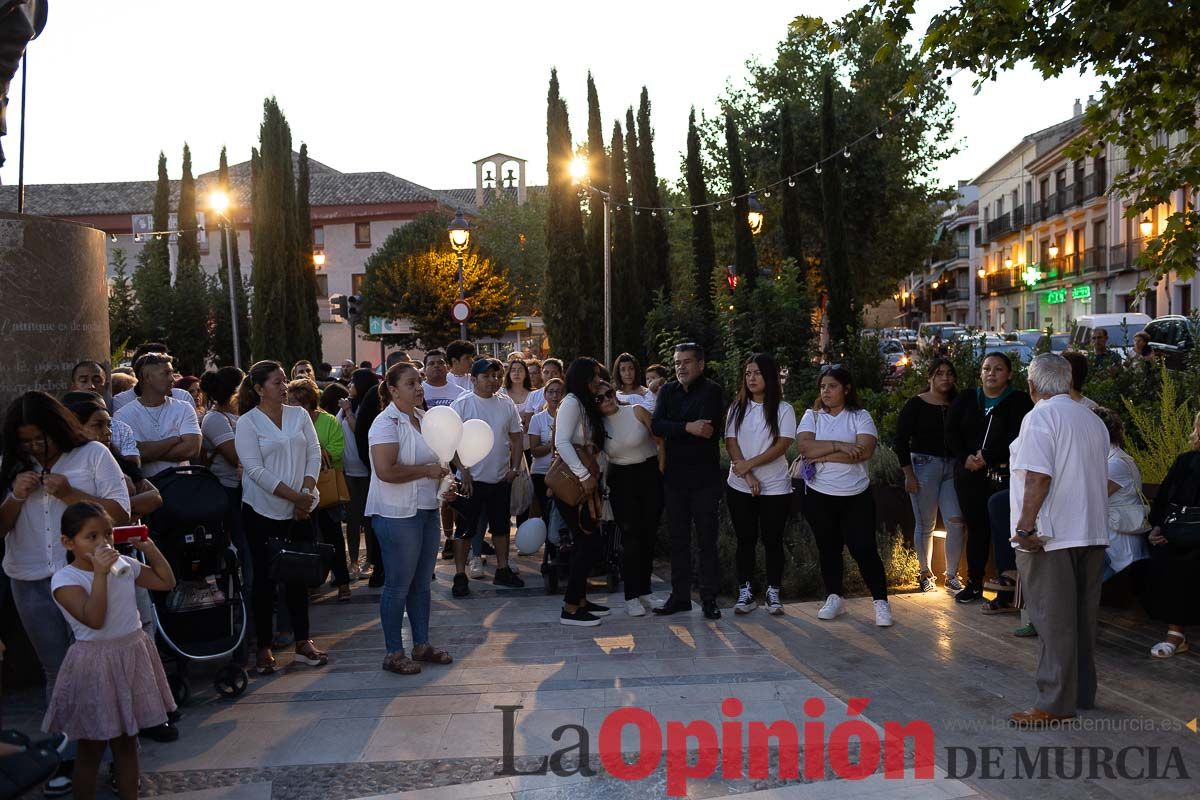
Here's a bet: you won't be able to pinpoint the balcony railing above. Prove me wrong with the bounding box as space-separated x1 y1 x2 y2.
1081 246 1108 274
986 270 1019 293
1083 170 1106 200
1108 238 1146 272
1012 204 1024 228
954 245 969 260
975 227 982 246
986 212 1013 240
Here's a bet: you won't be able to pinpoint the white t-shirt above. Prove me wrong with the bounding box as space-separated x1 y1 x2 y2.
446 372 473 393
796 408 878 496
422 381 465 409
1077 395 1099 410
201 411 240 488
617 389 656 413
1008 394 1110 552
450 391 522 484
51 558 143 642
112 387 196 414
337 410 369 478
527 388 547 414
113 396 203 478
1105 446 1150 573
726 401 797 496
366 404 441 518
527 410 555 475
2 442 131 581
234 405 322 521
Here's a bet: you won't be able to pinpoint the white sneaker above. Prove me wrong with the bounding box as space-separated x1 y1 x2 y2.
468 557 484 579
874 599 893 627
765 586 784 615
638 594 665 610
817 594 845 620
625 598 646 617
734 583 756 615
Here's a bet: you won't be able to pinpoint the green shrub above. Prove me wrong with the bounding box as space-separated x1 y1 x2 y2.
1122 361 1194 484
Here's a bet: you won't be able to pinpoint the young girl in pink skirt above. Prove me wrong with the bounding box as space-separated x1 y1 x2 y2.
44 502 177 800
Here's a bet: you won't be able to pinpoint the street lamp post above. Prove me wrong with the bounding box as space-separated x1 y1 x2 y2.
448 210 471 341
208 190 241 369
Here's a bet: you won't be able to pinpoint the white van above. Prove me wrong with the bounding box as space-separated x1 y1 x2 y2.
1071 313 1152 353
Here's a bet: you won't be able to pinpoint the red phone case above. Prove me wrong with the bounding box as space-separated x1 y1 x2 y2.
112 525 149 544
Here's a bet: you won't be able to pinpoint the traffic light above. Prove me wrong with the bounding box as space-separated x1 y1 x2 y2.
329 293 348 321
347 294 363 319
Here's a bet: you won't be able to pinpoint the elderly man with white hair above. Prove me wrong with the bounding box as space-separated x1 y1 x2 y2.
1007 353 1111 727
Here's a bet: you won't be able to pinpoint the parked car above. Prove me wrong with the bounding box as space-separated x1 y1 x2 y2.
1036 333 1072 354
1071 313 1152 356
879 338 911 377
1142 315 1198 368
1013 329 1043 349
917 322 961 347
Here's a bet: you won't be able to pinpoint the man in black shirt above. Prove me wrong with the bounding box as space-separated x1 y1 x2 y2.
651 343 725 619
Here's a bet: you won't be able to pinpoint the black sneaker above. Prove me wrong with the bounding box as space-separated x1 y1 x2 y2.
954 584 984 604
481 540 497 556
582 602 610 617
138 722 179 743
441 539 454 560
493 567 525 588
452 573 470 598
702 599 722 620
560 607 602 627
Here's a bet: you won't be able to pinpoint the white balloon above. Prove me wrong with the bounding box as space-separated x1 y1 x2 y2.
514 517 547 555
457 419 495 468
421 406 463 464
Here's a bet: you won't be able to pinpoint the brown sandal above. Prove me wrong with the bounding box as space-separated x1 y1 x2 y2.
294 640 328 667
382 652 422 674
411 645 453 664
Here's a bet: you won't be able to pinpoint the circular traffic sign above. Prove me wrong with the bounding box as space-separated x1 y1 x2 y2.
450 300 473 323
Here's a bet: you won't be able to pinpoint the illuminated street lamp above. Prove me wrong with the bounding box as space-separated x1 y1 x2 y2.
977 267 986 279
1140 216 1154 238
313 251 326 268
746 192 765 235
1004 256 1014 269
448 209 471 340
1048 242 1060 259
207 189 241 369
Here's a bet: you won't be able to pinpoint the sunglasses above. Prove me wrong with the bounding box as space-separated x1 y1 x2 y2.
594 389 616 402
820 363 844 375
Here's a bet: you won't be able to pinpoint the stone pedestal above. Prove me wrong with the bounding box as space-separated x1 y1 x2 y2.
0 213 109 412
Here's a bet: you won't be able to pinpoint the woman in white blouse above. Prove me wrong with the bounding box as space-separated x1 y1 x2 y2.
0 392 131 707
234 361 327 675
1094 407 1150 581
612 352 655 412
367 362 453 675
554 358 609 627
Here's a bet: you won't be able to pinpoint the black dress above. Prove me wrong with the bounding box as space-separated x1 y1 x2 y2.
1140 450 1200 625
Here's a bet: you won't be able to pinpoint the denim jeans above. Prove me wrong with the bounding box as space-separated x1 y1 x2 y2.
373 510 440 654
10 577 72 702
988 489 1015 603
909 454 965 579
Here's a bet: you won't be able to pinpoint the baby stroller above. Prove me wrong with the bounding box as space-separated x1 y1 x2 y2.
145 466 249 705
541 494 623 594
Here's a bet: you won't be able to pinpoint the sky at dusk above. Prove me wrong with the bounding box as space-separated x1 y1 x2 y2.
3 0 1101 196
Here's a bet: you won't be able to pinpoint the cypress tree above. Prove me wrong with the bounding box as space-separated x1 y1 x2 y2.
582 73 607 358
635 88 670 297
779 104 805 267
542 69 589 360
107 248 139 353
296 143 323 363
131 152 173 343
211 146 250 366
169 143 211 374
685 108 715 314
819 70 854 347
250 98 303 365
608 120 640 360
625 108 654 318
725 112 758 293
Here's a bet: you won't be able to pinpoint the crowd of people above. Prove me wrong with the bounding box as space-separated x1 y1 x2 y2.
1 332 1199 797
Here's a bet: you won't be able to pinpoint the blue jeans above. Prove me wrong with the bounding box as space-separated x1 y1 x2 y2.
988 490 1016 603
908 454 965 578
373 510 440 654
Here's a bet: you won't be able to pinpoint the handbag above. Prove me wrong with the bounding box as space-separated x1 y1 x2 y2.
316 467 350 509
510 459 534 516
1162 503 1200 550
545 455 586 507
266 522 336 587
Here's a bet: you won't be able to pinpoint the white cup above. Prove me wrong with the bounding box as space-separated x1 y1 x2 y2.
98 545 131 578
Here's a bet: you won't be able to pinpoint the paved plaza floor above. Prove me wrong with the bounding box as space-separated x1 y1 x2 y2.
5 549 1199 799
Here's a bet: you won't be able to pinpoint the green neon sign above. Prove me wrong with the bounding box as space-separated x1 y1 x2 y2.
1072 285 1092 300
1046 288 1067 305
1021 265 1041 287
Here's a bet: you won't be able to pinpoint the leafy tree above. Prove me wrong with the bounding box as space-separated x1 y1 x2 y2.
778 103 805 266
685 108 716 316
859 0 1200 284
250 98 303 366
210 146 250 367
131 152 173 344
635 88 671 297
725 112 758 293
360 211 455 348
819 70 855 348
107 248 139 353
295 143 323 362
476 192 549 317
608 121 641 360
169 143 211 374
542 69 590 360
361 249 514 350
581 72 607 355
624 107 655 324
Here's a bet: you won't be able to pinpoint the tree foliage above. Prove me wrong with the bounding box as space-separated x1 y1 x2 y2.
295 144 323 362
131 152 173 345
476 192 548 317
210 146 250 368
819 70 855 347
168 143 210 375
635 88 671 298
859 0 1200 283
725 112 758 293
581 72 607 355
685 108 716 318
609 121 642 360
107 248 138 354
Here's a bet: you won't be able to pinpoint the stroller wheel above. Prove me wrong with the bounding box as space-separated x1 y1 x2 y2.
215 665 249 699
168 673 191 707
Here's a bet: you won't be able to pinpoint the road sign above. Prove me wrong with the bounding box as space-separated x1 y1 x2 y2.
450 300 472 323
368 317 411 335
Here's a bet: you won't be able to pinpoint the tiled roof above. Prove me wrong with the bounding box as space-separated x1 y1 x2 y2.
439 186 547 209
0 153 475 217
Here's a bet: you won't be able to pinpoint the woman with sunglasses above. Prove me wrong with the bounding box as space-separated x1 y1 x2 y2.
596 381 664 617
796 365 892 626
726 354 796 615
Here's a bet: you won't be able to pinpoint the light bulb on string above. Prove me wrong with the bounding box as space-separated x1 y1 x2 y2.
843 149 851 159
715 203 721 210
763 191 771 198
814 164 822 175
634 209 641 216
668 209 675 216
788 178 796 187
651 211 658 217
875 127 883 139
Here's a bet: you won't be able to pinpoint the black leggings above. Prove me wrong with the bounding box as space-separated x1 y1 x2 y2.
955 471 997 586
608 458 664 600
801 487 887 601
726 487 789 589
554 497 602 607
242 504 312 650
316 506 350 586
